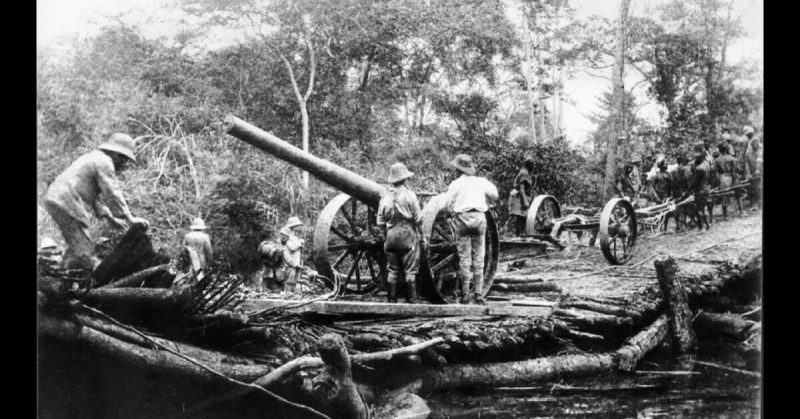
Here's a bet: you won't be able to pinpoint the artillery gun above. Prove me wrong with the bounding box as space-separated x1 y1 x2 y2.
223 116 498 304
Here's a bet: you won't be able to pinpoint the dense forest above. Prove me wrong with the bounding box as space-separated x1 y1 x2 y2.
37 0 763 277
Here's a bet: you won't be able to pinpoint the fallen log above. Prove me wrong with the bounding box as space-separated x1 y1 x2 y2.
382 314 669 392
79 288 192 313
655 257 696 353
561 299 642 321
615 314 670 371
39 314 273 382
694 360 760 378
693 311 757 340
492 274 545 284
100 264 171 288
492 282 562 293
553 308 633 336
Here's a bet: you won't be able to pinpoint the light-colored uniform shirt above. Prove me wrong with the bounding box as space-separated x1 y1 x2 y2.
44 149 133 224
377 186 422 228
282 235 304 268
445 174 499 213
182 231 213 271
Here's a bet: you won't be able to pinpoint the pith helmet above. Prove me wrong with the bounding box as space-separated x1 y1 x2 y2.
449 154 476 175
387 162 414 183
286 216 304 228
190 218 207 230
99 133 137 162
743 125 755 135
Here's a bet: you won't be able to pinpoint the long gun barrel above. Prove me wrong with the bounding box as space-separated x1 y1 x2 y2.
223 115 387 207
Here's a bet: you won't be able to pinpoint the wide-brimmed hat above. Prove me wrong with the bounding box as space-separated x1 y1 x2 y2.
279 226 292 237
743 125 755 135
387 162 414 183
190 217 207 230
98 133 137 162
286 216 303 228
449 154 476 175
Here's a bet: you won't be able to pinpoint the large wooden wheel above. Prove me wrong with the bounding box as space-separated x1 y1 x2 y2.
599 198 638 265
313 194 386 295
418 194 499 304
525 195 562 236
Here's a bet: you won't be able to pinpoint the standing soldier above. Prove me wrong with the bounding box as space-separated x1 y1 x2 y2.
43 133 149 271
445 154 499 305
257 231 287 292
743 127 762 210
507 158 534 236
614 163 637 201
715 143 743 219
649 157 672 204
682 147 712 231
281 217 306 294
670 154 692 231
181 217 213 277
629 155 643 204
377 162 422 303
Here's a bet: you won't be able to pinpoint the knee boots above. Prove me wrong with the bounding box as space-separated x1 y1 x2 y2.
406 278 418 303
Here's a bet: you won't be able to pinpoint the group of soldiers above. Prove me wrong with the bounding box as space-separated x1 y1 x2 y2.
614 125 762 231
375 154 498 305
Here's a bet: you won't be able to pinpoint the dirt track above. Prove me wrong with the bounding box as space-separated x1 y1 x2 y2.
496 209 763 301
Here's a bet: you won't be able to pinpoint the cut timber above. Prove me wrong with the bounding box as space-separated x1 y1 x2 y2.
39 314 273 382
312 334 368 419
92 224 161 286
693 311 757 340
616 314 669 371
80 288 192 312
240 299 554 317
655 257 697 353
491 282 562 293
492 274 545 283
101 264 171 288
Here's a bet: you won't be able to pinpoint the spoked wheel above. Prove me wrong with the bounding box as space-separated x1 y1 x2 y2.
418 194 499 304
313 193 386 295
525 195 562 236
599 198 638 265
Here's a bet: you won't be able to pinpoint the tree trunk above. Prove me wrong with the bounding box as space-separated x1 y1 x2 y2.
655 257 697 353
93 224 161 286
301 101 310 189
312 334 369 419
616 314 669 371
523 13 537 147
602 0 630 200
101 264 171 288
492 281 562 293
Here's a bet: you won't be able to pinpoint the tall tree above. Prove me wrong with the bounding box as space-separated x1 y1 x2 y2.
602 0 631 200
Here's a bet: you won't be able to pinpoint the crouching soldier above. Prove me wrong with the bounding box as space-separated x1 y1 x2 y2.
257 232 287 292
377 162 422 303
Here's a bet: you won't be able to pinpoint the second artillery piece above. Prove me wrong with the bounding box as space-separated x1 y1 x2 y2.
224 116 498 304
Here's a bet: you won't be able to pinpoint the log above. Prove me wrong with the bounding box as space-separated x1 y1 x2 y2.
39 314 274 382
694 360 760 378
655 257 697 353
80 288 192 312
92 224 161 286
492 274 545 284
312 334 368 419
553 308 633 336
491 282 562 293
101 264 171 288
241 299 553 317
615 314 670 371
693 311 757 340
561 300 641 321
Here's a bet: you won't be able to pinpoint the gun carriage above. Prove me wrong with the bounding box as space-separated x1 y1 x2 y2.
223 116 498 304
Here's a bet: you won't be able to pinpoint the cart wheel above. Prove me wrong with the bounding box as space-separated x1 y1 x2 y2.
599 198 637 265
525 195 561 236
313 194 386 295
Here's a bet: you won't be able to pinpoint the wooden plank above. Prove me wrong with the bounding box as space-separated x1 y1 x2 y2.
241 299 553 318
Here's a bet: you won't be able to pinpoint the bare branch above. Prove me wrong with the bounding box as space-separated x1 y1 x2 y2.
279 53 305 105
303 21 316 102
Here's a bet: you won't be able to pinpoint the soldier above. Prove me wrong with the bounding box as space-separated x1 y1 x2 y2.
629 155 643 202
715 143 743 219
43 133 149 271
377 162 422 303
614 163 637 200
257 230 286 292
181 218 213 276
669 154 692 231
743 127 762 210
507 158 534 236
682 148 712 231
444 154 499 305
649 157 672 204
281 217 306 294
